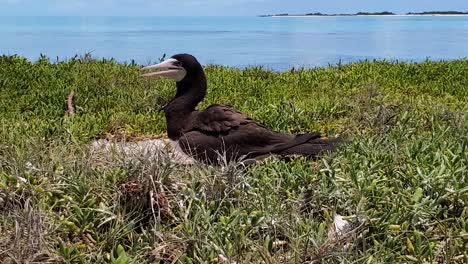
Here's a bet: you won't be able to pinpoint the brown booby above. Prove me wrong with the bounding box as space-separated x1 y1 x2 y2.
141 54 338 164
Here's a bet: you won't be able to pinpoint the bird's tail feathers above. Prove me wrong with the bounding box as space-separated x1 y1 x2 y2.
273 133 341 159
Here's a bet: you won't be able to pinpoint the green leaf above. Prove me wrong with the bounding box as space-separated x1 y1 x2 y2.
412 187 423 203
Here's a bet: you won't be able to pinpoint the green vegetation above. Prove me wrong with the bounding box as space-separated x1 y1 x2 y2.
261 11 468 17
407 11 468 15
264 12 396 17
355 12 395 16
1 55 467 263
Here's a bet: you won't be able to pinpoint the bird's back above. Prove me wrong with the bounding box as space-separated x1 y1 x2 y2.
178 104 333 163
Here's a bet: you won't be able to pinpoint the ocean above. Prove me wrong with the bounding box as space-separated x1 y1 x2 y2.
1 16 468 70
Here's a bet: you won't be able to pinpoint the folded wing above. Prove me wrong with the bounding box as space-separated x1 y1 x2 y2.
180 104 335 163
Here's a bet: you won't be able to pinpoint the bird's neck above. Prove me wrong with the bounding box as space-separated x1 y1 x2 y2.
164 75 207 139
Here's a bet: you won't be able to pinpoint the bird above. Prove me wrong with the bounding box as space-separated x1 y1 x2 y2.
140 54 339 164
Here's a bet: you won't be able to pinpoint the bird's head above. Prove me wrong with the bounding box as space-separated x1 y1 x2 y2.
140 53 204 83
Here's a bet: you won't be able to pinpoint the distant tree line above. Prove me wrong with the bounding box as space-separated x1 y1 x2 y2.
261 11 396 17
407 11 468 15
355 11 395 15
304 12 396 16
260 11 468 17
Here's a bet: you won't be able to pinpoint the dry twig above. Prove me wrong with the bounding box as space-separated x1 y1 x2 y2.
67 91 75 116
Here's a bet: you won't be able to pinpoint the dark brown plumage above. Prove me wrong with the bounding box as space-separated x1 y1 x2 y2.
142 54 338 164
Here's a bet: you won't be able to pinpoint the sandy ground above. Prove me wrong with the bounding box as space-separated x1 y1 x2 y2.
89 138 196 165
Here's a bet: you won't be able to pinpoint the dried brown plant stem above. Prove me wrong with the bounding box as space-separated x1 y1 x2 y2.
67 91 75 116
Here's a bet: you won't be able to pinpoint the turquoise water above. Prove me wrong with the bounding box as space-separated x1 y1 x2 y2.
1 16 468 70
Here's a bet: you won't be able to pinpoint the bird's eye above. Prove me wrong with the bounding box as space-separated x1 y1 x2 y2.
174 61 182 67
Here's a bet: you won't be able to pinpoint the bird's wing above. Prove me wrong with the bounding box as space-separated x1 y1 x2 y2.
180 104 325 163
184 104 290 155
191 104 262 133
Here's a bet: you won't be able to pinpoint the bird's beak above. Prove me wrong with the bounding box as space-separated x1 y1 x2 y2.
140 58 187 82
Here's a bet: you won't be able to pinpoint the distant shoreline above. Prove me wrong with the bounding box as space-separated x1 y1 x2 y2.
260 11 468 18
270 14 468 18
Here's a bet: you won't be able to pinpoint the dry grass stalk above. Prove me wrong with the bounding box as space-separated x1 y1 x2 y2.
66 91 75 116
0 198 54 263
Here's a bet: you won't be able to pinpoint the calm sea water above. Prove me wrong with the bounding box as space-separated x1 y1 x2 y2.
1 16 468 70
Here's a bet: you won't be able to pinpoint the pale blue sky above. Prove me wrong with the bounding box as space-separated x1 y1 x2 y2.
1 0 468 16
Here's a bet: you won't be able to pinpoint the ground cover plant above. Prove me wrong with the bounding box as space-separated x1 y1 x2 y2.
0 55 467 263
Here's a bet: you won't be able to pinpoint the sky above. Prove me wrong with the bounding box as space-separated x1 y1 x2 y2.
1 0 468 16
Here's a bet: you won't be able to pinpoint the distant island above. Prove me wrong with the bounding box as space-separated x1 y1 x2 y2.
259 11 468 17
406 11 468 15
